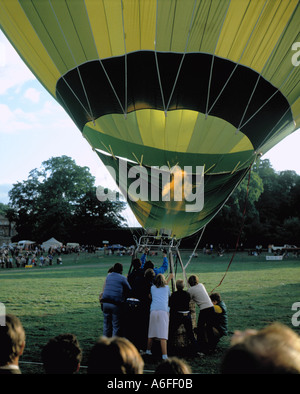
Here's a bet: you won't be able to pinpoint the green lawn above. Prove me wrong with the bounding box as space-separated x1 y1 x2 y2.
0 250 299 374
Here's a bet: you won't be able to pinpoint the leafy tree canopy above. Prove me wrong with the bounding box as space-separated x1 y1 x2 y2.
186 159 300 248
8 156 126 244
5 157 300 248
0 202 9 216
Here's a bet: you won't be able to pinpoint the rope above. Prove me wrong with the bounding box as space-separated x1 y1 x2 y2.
165 0 197 112
121 0 128 117
83 0 126 116
207 0 268 117
205 0 231 118
48 0 95 122
209 162 253 295
184 225 206 270
154 0 166 114
19 360 155 374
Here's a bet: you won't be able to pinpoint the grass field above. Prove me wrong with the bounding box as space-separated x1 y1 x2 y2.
0 249 299 374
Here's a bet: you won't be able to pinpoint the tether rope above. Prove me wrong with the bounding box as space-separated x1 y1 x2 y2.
184 225 206 270
209 162 253 295
19 360 155 374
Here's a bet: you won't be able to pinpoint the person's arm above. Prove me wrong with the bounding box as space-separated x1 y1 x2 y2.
166 272 174 285
124 277 132 292
140 253 146 268
187 287 194 302
102 278 106 292
122 277 132 299
102 272 111 292
155 253 169 275
140 247 149 268
100 275 109 303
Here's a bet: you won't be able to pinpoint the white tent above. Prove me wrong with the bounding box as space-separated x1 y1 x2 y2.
66 243 80 248
42 237 63 250
18 240 35 246
17 240 36 249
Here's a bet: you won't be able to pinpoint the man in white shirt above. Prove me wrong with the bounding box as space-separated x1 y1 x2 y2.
187 275 216 354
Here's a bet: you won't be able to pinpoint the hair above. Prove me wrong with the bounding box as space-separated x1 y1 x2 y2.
0 314 26 366
188 275 199 287
41 333 82 374
144 268 155 282
144 260 154 270
176 279 184 291
154 273 167 288
155 357 192 374
131 259 141 270
221 322 300 374
113 263 123 274
88 336 144 374
210 292 221 303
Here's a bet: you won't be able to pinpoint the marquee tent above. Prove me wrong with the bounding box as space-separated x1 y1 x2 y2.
42 237 63 250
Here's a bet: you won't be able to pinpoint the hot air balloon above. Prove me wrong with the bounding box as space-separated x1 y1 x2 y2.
0 0 299 244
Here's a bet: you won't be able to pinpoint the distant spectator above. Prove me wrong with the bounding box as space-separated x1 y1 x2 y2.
88 336 144 374
41 333 82 374
39 255 45 266
221 322 300 374
0 314 25 374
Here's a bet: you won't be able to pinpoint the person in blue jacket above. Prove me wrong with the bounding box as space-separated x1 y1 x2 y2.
140 248 169 276
101 263 131 337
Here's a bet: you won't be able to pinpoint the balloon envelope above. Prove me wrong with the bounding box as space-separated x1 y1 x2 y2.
1 0 299 238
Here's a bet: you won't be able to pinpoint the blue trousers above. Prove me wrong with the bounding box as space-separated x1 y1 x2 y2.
102 303 122 337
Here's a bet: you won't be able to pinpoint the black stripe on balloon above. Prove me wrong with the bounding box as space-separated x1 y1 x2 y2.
56 51 292 150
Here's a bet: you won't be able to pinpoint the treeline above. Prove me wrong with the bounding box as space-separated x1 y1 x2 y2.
188 159 300 249
2 157 300 248
5 156 126 245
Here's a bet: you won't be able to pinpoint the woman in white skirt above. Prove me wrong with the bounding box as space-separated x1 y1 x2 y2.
145 273 173 359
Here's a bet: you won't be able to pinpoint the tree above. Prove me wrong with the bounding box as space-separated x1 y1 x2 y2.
200 158 300 248
208 168 263 246
71 187 127 244
8 156 126 243
0 202 9 216
254 159 281 229
252 160 300 244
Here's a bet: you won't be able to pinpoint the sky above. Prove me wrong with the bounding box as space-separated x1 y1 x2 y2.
0 31 299 226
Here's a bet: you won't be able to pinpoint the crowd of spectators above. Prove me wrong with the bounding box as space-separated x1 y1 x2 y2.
2 246 300 375
1 313 300 375
0 243 97 269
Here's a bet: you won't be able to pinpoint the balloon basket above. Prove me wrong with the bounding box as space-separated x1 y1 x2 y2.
131 232 187 292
